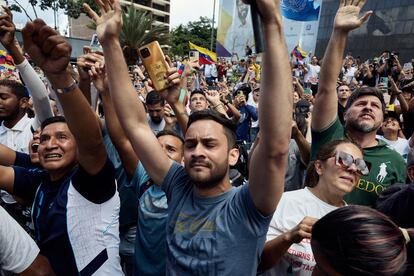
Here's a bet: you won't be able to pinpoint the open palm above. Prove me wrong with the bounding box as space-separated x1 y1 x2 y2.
83 0 123 44
334 0 372 32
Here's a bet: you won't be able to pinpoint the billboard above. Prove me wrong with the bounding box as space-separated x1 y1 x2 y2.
217 0 323 58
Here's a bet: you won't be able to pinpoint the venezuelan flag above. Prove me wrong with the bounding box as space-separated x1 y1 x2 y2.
189 42 217 65
292 45 308 61
177 63 185 75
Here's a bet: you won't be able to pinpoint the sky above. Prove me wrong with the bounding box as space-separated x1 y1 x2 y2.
11 0 220 34
170 0 219 29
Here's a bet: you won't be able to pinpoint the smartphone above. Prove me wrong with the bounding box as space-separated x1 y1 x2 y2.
138 41 170 92
189 51 199 63
90 34 103 53
379 77 388 93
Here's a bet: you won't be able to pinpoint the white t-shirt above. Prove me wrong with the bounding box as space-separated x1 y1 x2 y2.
0 114 34 204
304 64 320 84
0 114 34 153
376 135 413 161
0 206 39 273
264 188 339 276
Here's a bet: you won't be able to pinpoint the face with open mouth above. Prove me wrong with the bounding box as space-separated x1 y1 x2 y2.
29 129 41 164
38 122 77 174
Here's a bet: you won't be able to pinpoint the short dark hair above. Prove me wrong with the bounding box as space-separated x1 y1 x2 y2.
0 79 29 99
41 116 66 130
345 86 386 114
156 129 184 144
312 205 410 275
146 91 165 106
187 109 237 149
190 90 206 100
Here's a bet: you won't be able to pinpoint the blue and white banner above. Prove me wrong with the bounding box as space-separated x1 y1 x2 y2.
216 0 323 58
281 0 321 22
282 0 323 57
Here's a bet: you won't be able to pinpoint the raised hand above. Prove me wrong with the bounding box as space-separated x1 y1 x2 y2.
0 7 16 49
22 19 71 75
83 0 123 45
89 59 108 93
205 90 221 106
243 0 282 25
334 0 372 33
285 217 317 244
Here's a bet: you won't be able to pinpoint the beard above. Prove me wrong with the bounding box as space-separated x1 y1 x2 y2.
151 116 163 124
187 157 229 190
345 117 381 133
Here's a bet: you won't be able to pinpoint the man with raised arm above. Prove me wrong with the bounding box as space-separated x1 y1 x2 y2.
84 0 292 274
0 20 123 275
311 0 406 207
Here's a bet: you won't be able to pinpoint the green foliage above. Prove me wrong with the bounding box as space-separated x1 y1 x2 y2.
88 5 170 65
170 16 217 57
11 0 99 19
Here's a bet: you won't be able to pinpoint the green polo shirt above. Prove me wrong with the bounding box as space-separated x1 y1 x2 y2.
311 118 407 207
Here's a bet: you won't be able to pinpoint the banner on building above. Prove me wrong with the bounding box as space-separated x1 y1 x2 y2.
217 0 322 58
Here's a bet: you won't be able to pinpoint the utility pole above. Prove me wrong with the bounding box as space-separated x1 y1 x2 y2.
210 0 216 51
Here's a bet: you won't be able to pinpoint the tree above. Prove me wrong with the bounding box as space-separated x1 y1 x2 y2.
170 16 217 57
9 0 99 20
88 5 170 65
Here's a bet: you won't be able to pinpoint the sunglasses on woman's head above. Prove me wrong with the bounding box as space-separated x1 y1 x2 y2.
335 151 370 176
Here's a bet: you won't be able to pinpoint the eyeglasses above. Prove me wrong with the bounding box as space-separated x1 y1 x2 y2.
334 151 370 176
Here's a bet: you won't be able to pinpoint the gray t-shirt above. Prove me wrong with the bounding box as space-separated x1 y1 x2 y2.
285 140 306 192
162 162 272 275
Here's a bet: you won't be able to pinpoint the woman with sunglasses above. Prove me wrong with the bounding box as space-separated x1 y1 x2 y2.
258 139 370 276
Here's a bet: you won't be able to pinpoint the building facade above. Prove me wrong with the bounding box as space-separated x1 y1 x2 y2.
69 0 170 39
315 0 414 62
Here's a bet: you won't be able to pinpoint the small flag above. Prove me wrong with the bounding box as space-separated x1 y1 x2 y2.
189 42 217 65
178 63 185 75
292 45 308 61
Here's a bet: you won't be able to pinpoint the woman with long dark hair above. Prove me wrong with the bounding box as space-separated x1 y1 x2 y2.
259 139 370 275
312 205 413 275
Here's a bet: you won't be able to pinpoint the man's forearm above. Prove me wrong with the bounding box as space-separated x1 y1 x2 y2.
258 233 293 272
318 30 348 94
102 39 148 130
170 102 189 134
293 132 311 166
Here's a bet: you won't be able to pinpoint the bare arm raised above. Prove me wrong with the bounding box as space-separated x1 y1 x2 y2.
84 0 173 185
22 20 107 175
247 0 293 216
312 0 372 131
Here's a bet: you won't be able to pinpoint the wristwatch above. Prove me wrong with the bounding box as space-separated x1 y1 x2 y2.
54 81 78 94
140 77 149 82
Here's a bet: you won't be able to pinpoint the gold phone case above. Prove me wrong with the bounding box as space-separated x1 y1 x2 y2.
138 41 169 92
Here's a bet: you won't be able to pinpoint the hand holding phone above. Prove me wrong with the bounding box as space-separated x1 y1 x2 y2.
138 41 170 92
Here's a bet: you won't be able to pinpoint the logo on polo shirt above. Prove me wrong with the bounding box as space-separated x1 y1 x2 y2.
376 162 390 183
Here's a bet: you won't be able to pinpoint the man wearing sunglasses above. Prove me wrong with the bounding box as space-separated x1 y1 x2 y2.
310 0 406 207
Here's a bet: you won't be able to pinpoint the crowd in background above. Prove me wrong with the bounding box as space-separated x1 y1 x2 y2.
0 0 413 275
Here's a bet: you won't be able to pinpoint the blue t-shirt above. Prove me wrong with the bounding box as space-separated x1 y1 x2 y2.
12 160 123 276
162 162 271 275
132 162 169 276
103 129 137 234
236 104 258 142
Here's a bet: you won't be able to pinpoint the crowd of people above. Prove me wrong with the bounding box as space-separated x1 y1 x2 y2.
0 0 413 275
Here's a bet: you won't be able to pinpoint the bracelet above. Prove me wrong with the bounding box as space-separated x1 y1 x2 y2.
213 103 224 109
54 80 78 94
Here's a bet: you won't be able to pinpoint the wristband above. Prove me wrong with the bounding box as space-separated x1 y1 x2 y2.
54 80 78 94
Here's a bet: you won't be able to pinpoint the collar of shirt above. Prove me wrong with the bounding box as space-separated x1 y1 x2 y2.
0 114 33 134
